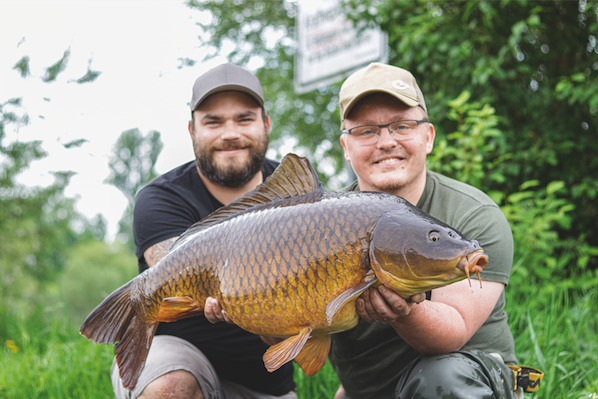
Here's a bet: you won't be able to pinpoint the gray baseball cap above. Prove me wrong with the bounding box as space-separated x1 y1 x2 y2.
190 63 264 111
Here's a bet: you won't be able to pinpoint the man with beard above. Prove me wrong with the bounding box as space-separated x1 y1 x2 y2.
111 63 296 399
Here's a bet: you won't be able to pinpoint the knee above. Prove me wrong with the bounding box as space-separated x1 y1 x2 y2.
138 370 203 399
395 354 495 398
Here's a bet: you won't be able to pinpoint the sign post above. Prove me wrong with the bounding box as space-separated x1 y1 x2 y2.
295 0 388 93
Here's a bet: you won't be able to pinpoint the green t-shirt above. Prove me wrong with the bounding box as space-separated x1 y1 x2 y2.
330 171 517 398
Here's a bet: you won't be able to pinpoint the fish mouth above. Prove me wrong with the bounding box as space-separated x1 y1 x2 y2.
459 250 489 288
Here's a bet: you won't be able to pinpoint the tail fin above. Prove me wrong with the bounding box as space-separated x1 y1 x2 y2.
114 312 158 390
80 281 134 343
80 280 157 390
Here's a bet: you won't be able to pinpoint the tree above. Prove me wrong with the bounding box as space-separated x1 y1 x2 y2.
105 128 163 248
187 0 597 270
0 52 103 317
59 240 137 324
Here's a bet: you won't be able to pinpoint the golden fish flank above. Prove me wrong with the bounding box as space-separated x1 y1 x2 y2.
80 153 488 391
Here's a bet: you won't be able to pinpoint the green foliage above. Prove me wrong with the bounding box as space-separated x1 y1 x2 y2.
294 360 339 398
0 52 107 323
505 276 598 399
42 49 70 83
58 240 137 325
501 180 595 286
0 314 115 399
428 94 597 288
106 128 163 204
427 91 508 189
74 63 102 84
1 99 78 310
13 56 30 78
105 128 163 247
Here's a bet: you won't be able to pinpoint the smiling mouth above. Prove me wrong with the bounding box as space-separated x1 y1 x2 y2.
374 156 405 165
217 145 248 152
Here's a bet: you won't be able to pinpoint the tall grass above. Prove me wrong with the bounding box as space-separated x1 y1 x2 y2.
0 314 113 398
505 278 598 399
1 274 596 398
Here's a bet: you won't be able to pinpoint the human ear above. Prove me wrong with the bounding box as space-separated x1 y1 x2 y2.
340 134 351 162
425 123 435 154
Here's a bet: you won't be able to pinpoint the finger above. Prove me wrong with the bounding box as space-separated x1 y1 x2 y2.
356 297 373 323
408 292 426 304
206 297 227 323
362 288 386 322
359 288 391 324
378 286 411 320
204 297 219 324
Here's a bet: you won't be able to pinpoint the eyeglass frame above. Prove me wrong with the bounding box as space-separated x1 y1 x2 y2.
341 118 429 143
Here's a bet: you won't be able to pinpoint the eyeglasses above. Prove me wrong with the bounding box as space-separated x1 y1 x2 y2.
341 119 429 145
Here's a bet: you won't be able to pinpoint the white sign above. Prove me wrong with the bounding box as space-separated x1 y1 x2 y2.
294 0 388 93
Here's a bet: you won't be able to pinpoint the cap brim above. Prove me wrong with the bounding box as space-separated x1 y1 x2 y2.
342 89 420 119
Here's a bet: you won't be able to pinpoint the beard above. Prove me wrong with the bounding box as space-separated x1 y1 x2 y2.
194 133 269 188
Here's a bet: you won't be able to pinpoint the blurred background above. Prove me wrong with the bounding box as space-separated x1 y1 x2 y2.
1 0 596 397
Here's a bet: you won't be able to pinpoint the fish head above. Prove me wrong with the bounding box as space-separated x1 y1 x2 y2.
369 208 488 297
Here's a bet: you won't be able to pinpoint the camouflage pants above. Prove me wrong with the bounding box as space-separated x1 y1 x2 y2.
395 350 524 399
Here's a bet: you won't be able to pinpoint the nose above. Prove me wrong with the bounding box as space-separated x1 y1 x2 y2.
376 126 398 148
220 121 241 140
470 240 481 249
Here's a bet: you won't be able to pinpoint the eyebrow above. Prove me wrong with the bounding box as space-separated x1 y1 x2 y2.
235 111 258 119
350 114 424 125
201 110 257 122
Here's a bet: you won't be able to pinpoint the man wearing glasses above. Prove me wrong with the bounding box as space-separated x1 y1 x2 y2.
331 62 521 399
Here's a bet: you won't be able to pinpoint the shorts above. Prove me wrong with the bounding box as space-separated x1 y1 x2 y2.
111 335 297 399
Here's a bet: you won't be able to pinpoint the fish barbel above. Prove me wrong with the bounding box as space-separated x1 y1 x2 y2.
80 153 488 390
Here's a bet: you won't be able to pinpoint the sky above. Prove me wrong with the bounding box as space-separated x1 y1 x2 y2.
1 0 233 240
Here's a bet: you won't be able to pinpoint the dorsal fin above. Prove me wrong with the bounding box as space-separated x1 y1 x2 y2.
173 153 322 248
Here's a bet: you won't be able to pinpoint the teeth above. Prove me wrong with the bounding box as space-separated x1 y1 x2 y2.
378 158 401 164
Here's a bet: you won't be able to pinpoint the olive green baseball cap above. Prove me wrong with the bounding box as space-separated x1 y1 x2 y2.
190 63 264 111
339 62 427 120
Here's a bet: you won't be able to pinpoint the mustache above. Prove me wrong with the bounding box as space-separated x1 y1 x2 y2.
216 141 252 151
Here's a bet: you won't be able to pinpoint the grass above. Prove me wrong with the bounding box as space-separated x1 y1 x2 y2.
505 279 598 399
1 275 596 398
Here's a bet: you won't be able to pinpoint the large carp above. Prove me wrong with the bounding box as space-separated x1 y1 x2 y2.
80 153 488 390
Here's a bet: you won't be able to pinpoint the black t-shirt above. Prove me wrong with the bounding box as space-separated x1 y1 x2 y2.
132 158 295 395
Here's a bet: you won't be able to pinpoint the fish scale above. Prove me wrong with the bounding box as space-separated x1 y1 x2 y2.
80 153 488 390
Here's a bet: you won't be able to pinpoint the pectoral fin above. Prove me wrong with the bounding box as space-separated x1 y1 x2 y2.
263 327 312 372
294 335 331 376
325 271 378 324
156 296 201 322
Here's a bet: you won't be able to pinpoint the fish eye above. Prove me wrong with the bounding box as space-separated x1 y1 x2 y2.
429 231 441 242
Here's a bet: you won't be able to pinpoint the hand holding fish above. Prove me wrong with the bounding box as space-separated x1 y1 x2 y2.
356 286 425 324
204 297 233 324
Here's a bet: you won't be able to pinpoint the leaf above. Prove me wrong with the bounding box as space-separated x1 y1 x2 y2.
13 56 30 78
74 68 101 84
42 49 71 82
